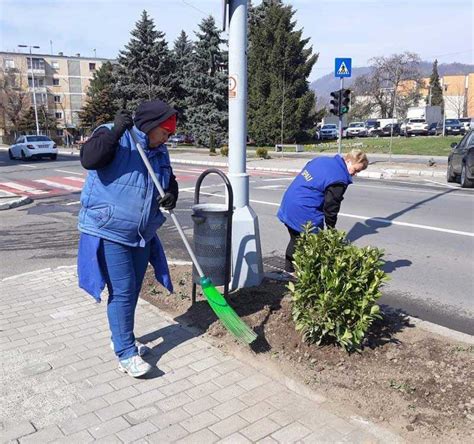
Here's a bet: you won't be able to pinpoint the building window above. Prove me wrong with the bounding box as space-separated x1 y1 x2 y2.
55 112 63 119
28 77 44 87
5 59 15 69
54 95 61 103
27 58 45 70
89 63 96 71
51 60 59 69
57 129 64 137
53 78 60 86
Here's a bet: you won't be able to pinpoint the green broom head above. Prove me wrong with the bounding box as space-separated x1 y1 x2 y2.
200 276 257 345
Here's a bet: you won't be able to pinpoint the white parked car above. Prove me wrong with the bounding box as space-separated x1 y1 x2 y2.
319 124 338 140
402 118 428 136
459 117 473 133
8 135 58 160
346 122 368 138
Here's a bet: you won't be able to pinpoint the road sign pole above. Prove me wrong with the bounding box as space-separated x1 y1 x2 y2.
227 0 263 290
338 78 343 155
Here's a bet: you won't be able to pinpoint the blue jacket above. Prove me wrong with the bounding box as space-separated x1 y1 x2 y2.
78 125 171 247
277 155 352 232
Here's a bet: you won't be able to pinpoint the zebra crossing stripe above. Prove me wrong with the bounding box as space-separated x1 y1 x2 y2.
0 181 49 195
34 179 82 192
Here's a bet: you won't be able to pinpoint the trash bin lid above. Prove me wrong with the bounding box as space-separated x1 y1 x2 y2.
192 203 229 214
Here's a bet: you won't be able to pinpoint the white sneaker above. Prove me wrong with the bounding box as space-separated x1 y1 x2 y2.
110 340 149 357
118 355 152 378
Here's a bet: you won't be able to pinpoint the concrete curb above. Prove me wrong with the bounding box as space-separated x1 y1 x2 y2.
0 196 32 210
170 157 446 180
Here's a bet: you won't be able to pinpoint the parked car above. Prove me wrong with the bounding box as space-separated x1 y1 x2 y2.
442 119 465 136
447 129 474 187
428 122 438 136
458 117 473 132
403 118 428 136
319 124 338 140
8 135 58 160
365 119 380 137
346 122 367 138
373 123 401 137
168 134 186 144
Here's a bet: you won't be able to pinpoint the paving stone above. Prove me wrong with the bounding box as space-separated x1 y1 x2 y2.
271 421 312 442
21 362 52 376
70 356 103 371
237 373 272 391
95 400 135 421
240 417 281 442
160 378 194 397
176 428 219 444
19 425 64 443
211 384 247 403
116 421 158 443
2 421 36 441
88 416 130 439
210 398 248 420
62 367 97 383
238 401 276 423
59 413 102 435
216 432 252 444
147 423 189 442
189 356 220 372
341 429 380 443
180 410 219 433
128 388 166 408
50 429 95 443
183 395 220 415
238 382 281 406
209 414 250 438
187 367 221 386
70 398 109 417
149 406 191 429
103 386 140 405
302 426 346 443
185 381 221 400
157 392 194 412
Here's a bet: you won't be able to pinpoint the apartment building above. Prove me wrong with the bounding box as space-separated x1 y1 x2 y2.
0 51 113 142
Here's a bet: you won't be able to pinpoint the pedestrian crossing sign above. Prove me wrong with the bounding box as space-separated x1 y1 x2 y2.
335 58 352 78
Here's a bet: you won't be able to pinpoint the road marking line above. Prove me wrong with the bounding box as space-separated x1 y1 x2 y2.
55 169 84 176
260 177 294 182
0 181 48 195
423 178 459 189
255 185 286 190
181 189 474 237
34 179 82 192
64 176 85 183
19 164 36 168
64 200 81 206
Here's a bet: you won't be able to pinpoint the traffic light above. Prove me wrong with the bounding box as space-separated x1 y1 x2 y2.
329 90 341 116
340 89 351 114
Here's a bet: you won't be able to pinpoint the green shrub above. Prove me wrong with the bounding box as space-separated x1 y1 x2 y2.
220 145 229 156
288 226 388 352
256 147 268 158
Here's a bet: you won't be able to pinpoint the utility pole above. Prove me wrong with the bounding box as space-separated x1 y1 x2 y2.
227 0 263 290
442 83 449 136
18 44 40 135
338 77 344 155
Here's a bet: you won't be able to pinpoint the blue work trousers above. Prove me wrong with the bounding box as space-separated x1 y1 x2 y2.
98 239 150 359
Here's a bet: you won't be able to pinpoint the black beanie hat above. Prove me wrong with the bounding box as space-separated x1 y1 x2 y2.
134 100 177 134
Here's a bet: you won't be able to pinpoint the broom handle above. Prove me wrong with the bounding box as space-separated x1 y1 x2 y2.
130 130 205 278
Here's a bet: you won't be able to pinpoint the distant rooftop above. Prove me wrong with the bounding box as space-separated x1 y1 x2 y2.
0 50 113 62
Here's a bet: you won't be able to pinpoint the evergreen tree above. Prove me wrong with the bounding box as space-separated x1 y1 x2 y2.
248 1 318 145
115 10 177 111
428 59 444 109
172 30 194 131
79 62 118 130
18 105 57 135
185 16 228 148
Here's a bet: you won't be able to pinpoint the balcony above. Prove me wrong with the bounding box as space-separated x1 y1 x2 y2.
28 86 47 94
27 68 46 77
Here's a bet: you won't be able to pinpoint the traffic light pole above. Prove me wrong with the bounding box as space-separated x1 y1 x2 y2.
338 78 343 155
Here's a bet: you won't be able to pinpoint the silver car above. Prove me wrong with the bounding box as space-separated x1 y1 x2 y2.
9 135 58 161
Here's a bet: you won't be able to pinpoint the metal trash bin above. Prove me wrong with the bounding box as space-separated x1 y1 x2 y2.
191 169 233 304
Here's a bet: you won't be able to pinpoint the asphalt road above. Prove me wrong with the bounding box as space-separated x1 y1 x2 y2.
0 151 473 334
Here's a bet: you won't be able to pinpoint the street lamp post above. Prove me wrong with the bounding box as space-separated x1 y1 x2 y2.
442 84 449 137
18 44 40 135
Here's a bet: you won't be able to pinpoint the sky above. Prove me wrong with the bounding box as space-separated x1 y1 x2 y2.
0 0 472 81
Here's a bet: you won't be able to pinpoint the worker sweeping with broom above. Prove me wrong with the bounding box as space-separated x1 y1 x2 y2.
78 99 255 378
77 100 178 377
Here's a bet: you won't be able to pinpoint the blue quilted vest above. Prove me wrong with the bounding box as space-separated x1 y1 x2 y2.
78 125 171 247
277 155 352 232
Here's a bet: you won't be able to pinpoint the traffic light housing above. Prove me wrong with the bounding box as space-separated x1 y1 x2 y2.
329 90 341 116
341 89 351 114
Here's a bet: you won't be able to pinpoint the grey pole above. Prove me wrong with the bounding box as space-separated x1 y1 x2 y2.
442 84 448 136
19 45 40 135
227 0 263 289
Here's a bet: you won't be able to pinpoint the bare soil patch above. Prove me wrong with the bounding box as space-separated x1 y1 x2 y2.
141 265 474 443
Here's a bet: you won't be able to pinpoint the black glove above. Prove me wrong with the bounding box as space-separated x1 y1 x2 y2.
157 192 177 211
111 109 133 141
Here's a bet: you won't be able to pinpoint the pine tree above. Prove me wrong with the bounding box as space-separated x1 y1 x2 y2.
115 10 177 111
172 30 194 131
248 1 318 145
428 59 443 109
185 16 228 148
18 105 57 135
79 62 118 130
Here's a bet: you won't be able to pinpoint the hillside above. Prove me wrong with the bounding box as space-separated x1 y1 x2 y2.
311 62 474 106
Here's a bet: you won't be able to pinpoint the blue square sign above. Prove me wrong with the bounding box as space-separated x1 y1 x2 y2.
335 58 352 78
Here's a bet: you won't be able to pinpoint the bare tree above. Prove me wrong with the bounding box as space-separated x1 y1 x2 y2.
351 52 423 119
444 83 467 118
0 68 31 139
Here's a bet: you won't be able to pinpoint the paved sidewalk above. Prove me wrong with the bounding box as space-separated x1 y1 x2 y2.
1 267 402 443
